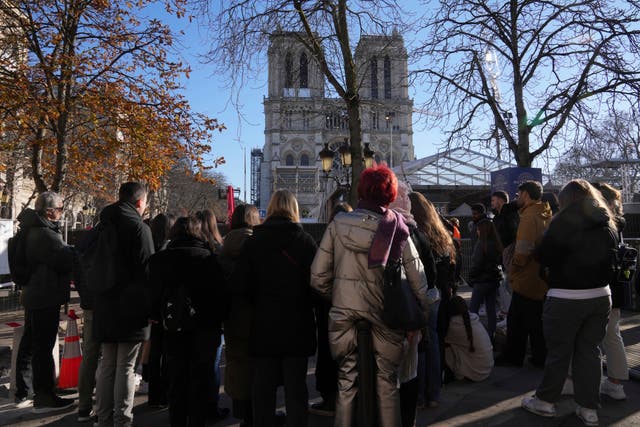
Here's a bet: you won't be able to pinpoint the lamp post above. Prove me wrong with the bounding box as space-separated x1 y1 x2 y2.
385 112 395 167
319 138 376 191
363 143 375 169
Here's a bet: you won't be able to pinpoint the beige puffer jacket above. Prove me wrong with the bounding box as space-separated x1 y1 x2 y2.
311 208 429 336
311 209 429 427
311 209 428 316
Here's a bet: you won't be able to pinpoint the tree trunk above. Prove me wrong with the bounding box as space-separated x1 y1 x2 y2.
31 128 48 194
347 97 363 206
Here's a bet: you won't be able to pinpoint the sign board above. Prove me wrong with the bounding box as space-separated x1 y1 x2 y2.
0 219 13 276
258 209 267 219
491 167 543 200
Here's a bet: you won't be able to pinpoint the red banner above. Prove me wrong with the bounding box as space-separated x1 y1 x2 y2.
227 185 235 222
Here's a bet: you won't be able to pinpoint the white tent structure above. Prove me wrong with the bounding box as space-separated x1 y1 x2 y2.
392 147 516 189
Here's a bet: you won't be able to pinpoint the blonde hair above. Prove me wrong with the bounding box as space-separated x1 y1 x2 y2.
244 205 261 226
558 179 616 228
591 182 623 216
267 189 300 222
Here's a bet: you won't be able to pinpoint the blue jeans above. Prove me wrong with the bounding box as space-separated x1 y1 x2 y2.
470 281 499 338
417 300 441 402
212 334 224 406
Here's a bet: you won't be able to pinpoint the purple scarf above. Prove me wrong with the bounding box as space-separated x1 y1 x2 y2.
358 200 410 268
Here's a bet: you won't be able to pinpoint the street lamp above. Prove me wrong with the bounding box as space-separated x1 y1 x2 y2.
338 138 352 168
385 112 395 167
363 143 375 169
319 141 351 189
319 143 334 173
319 139 377 191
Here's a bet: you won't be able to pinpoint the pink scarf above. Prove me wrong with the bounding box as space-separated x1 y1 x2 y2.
358 200 410 268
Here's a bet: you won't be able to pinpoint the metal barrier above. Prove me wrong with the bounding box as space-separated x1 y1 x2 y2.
623 238 640 311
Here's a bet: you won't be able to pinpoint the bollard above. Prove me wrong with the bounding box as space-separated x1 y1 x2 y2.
356 320 376 427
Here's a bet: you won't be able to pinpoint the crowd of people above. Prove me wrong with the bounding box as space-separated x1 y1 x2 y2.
10 164 633 427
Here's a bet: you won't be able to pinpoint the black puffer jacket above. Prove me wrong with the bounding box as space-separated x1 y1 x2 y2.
536 197 617 291
469 239 503 284
149 236 226 331
234 216 317 358
19 209 74 310
410 227 437 288
92 202 155 343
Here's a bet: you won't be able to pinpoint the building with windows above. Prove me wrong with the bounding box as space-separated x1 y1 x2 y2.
258 30 414 216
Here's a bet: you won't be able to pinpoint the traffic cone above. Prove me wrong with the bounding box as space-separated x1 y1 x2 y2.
58 309 82 389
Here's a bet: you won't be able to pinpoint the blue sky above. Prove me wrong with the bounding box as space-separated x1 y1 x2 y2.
146 3 448 202
146 2 587 201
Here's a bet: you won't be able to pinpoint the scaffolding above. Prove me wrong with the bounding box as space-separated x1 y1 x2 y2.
250 149 263 208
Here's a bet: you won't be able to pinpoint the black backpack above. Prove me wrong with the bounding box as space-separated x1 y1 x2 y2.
611 238 638 287
161 283 197 332
8 227 31 288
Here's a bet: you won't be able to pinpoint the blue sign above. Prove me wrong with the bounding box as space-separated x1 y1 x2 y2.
491 167 542 200
258 209 267 219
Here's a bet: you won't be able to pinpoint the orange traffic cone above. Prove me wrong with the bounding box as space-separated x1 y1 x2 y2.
58 309 83 389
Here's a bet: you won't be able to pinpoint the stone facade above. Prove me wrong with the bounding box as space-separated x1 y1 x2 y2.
260 31 413 216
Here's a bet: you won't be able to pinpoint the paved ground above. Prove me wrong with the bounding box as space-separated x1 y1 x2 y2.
0 290 639 426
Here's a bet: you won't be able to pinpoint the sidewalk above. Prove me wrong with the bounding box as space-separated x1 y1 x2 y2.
1 291 640 426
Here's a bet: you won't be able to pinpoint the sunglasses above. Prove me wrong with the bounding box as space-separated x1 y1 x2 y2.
49 206 64 212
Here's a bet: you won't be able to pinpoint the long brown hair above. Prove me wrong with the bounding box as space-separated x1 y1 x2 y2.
476 219 503 254
196 209 223 247
409 192 456 260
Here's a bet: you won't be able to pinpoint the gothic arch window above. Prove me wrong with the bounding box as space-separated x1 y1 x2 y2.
384 55 391 99
371 56 378 99
300 52 308 88
300 153 310 166
285 154 295 166
285 52 293 88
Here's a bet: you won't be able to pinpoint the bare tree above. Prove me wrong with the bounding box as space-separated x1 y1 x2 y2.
196 0 405 203
414 0 640 167
555 109 640 201
162 163 230 220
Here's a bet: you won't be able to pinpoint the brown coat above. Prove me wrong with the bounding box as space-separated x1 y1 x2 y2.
509 201 553 301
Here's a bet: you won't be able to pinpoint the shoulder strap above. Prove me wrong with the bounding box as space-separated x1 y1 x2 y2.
281 248 300 269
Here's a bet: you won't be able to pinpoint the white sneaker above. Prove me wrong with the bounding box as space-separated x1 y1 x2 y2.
576 405 599 426
133 373 144 393
600 378 626 400
521 395 556 418
561 378 574 395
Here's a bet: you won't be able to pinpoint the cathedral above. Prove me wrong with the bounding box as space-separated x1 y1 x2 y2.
256 30 414 218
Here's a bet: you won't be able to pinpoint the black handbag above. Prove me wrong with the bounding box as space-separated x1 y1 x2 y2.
382 258 427 331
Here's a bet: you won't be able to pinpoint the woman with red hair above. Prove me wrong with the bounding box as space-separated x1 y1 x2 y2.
311 165 429 427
